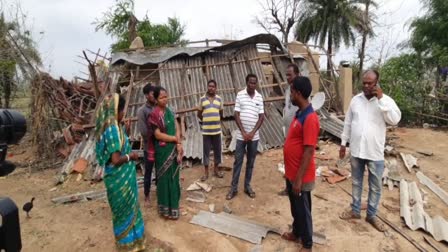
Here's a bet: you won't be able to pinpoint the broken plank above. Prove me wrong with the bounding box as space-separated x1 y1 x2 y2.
417 171 448 206
52 177 144 204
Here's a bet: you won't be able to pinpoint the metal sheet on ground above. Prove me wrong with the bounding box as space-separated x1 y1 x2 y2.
400 180 448 242
190 210 327 245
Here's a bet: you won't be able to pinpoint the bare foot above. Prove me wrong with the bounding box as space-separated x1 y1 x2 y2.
299 248 312 252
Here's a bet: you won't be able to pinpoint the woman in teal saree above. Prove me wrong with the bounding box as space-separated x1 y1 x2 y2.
95 94 145 252
148 86 183 220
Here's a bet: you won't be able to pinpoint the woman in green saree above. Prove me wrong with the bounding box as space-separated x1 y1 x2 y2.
95 94 145 252
148 86 183 220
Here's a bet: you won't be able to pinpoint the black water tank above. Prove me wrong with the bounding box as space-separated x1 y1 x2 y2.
0 110 27 145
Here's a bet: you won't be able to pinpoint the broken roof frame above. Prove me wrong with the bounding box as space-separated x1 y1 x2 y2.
112 34 309 160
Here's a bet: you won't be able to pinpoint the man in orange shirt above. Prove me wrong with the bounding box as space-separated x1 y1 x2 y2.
282 77 320 252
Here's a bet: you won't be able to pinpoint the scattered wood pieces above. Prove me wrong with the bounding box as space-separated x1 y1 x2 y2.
313 193 329 201
417 151 434 157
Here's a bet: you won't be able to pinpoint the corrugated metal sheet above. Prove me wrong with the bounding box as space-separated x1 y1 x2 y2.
319 110 344 139
120 34 305 160
190 210 281 244
400 179 448 242
111 34 287 66
182 129 203 159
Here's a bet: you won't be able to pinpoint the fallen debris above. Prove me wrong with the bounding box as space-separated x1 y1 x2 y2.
417 171 448 206
313 193 329 201
190 210 280 244
382 159 401 191
51 177 144 204
190 211 327 245
317 166 351 184
400 179 448 242
336 183 429 252
382 202 400 212
223 203 232 214
209 204 215 213
400 153 419 172
186 191 206 203
195 181 212 193
186 182 202 191
326 175 347 184
417 150 434 157
277 163 285 175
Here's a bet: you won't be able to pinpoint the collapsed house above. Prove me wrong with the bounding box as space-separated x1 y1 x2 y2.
36 33 346 183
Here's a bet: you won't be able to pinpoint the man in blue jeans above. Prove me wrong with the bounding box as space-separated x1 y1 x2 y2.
226 74 265 200
339 70 401 232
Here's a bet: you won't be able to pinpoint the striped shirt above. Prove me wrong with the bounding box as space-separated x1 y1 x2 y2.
234 89 264 141
199 94 223 135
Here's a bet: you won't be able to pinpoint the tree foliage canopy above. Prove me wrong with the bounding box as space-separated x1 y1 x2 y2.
410 0 448 66
294 0 366 70
0 11 41 108
94 0 187 51
380 53 444 125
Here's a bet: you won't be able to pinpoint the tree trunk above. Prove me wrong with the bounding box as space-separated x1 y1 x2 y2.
327 32 333 77
128 14 138 42
358 1 370 85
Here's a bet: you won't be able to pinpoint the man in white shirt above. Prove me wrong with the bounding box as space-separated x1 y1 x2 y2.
339 70 401 232
226 74 265 200
278 63 300 196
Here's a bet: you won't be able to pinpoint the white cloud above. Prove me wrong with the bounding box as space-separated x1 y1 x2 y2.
15 0 422 78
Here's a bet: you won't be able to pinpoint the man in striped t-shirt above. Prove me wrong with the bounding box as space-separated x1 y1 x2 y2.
226 74 265 200
198 80 224 181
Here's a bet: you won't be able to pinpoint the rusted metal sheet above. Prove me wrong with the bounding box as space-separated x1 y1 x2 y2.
400 179 448 242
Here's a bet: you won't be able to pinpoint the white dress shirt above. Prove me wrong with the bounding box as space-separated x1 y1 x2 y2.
341 93 401 161
283 85 299 137
234 89 264 141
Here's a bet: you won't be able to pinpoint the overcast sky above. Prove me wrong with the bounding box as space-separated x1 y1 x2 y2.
6 0 423 78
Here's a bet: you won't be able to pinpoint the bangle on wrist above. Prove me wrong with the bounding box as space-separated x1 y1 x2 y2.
125 154 130 162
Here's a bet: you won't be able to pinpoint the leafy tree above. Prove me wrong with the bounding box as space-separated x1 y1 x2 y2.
409 0 448 118
295 0 364 73
94 0 187 51
0 11 41 108
410 0 448 65
380 53 443 125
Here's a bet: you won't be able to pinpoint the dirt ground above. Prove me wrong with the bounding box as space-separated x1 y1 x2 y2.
1 128 448 252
